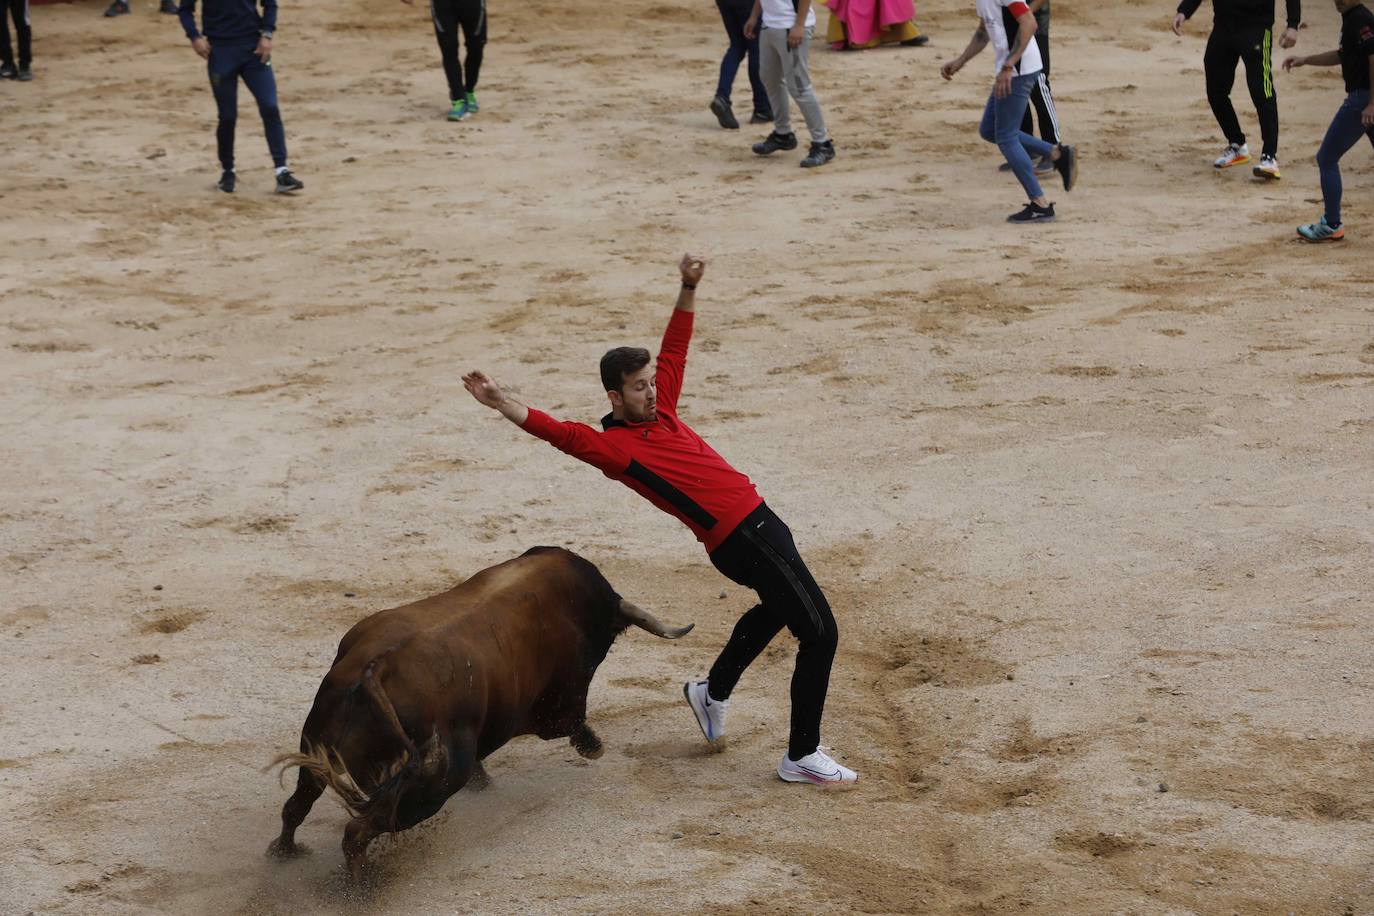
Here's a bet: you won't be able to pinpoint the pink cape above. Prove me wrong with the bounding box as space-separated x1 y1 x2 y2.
824 0 916 46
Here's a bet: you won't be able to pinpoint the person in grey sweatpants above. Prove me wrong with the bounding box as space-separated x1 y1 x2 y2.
744 0 835 168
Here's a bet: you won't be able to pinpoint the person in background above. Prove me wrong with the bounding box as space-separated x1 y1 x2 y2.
1172 0 1299 179
0 0 32 81
711 0 774 129
178 0 305 194
745 0 838 167
1284 0 1374 241
404 0 486 122
823 0 928 50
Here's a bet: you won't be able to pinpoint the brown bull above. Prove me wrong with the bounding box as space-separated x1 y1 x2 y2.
266 546 691 880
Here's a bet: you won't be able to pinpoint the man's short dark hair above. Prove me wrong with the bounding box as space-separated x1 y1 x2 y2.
599 347 651 393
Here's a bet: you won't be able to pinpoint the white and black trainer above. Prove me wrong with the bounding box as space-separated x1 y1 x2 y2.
683 680 728 743
777 747 858 786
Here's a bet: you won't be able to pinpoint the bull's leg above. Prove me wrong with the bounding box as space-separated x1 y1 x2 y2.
266 767 325 860
342 815 379 884
570 721 604 760
467 760 492 791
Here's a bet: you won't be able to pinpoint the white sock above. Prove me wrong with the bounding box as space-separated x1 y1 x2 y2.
275 166 288 176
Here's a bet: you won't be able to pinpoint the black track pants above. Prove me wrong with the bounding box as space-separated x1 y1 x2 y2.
0 0 31 70
431 0 486 101
706 503 838 761
1019 31 1061 145
1204 22 1278 158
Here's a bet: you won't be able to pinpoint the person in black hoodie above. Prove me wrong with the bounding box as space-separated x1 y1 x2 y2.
1173 0 1300 180
178 0 304 194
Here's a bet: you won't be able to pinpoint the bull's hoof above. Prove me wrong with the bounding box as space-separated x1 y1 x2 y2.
266 837 309 860
570 727 604 760
468 763 492 792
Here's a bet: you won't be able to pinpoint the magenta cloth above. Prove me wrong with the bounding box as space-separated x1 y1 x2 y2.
824 0 916 45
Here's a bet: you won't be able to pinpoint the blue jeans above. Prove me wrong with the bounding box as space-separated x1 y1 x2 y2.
1316 90 1374 228
980 72 1056 200
208 38 288 170
715 0 770 117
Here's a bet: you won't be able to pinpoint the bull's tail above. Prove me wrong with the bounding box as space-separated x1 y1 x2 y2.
269 661 447 830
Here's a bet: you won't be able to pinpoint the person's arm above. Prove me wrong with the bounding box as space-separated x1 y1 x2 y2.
996 6 1038 97
178 0 209 57
1172 0 1203 35
941 20 990 79
256 0 276 62
462 371 625 471
1028 0 1047 12
789 0 813 48
1279 0 1300 47
655 255 704 415
744 0 762 39
1282 48 1340 68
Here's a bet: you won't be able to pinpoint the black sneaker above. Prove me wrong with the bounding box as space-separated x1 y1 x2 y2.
1008 202 1056 223
1053 144 1077 192
17 67 32 81
218 170 235 193
0 64 16 79
710 95 739 130
752 131 798 156
275 169 304 194
104 0 129 16
800 139 835 168
159 0 177 11
749 110 773 124
900 34 930 46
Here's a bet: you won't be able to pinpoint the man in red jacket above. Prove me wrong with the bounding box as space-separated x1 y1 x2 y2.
462 254 856 786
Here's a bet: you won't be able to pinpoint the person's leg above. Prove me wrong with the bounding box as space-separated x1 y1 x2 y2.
241 49 287 168
745 18 771 117
1315 93 1370 228
759 28 791 136
430 0 465 102
715 0 747 103
458 0 485 96
707 603 787 700
14 0 29 70
1204 28 1246 148
782 26 829 143
207 46 242 172
1239 24 1277 158
1029 32 1060 145
995 79 1046 199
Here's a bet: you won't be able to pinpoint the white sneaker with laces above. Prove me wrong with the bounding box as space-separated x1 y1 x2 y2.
777 747 859 786
683 680 728 743
1213 142 1250 169
1252 154 1281 180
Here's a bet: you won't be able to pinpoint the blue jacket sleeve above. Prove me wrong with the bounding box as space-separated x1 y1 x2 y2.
262 0 278 33
177 0 199 39
1176 0 1202 18
1285 0 1300 28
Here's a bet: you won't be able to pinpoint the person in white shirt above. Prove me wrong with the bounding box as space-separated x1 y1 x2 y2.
941 0 1078 221
744 0 836 167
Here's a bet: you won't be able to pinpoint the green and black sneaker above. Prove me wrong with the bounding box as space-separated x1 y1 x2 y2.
465 91 479 114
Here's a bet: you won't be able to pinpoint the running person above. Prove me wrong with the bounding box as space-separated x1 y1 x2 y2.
1173 0 1300 179
0 0 31 81
941 0 1078 222
711 0 774 129
178 0 304 194
1284 0 1374 240
406 0 486 121
462 255 857 786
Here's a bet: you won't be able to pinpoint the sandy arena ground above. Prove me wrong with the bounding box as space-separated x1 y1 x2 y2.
2 0 1373 912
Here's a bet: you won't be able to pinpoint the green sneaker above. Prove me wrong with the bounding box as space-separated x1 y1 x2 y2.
465 92 479 114
1296 215 1345 242
447 99 468 122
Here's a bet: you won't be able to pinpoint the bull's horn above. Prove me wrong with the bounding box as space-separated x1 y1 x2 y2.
619 598 693 640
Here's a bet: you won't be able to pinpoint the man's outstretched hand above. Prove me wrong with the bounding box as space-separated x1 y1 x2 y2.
679 253 705 287
463 370 506 408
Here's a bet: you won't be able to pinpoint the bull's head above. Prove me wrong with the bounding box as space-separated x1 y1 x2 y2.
618 598 693 639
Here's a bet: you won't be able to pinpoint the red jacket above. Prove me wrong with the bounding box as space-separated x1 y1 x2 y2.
520 309 763 553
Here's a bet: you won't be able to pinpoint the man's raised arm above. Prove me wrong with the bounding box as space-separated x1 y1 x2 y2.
656 254 704 415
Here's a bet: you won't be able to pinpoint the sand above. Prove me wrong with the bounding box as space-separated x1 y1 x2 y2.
2 0 1373 912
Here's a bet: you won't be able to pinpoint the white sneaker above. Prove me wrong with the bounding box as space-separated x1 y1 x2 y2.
683 680 728 743
1213 142 1250 169
777 747 858 786
1252 154 1281 180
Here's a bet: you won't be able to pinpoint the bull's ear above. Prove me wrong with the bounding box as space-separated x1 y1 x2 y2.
619 598 694 640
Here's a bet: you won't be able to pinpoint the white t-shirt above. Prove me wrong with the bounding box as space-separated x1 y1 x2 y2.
975 0 1043 75
761 0 817 30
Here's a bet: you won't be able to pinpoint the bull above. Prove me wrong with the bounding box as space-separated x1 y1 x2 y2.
266 546 692 880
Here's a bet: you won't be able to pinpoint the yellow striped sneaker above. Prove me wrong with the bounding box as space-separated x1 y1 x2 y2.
1253 155 1281 180
1213 142 1250 169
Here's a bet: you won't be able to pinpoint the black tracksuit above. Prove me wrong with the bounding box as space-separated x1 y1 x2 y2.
1177 0 1301 158
430 0 486 102
0 0 30 71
